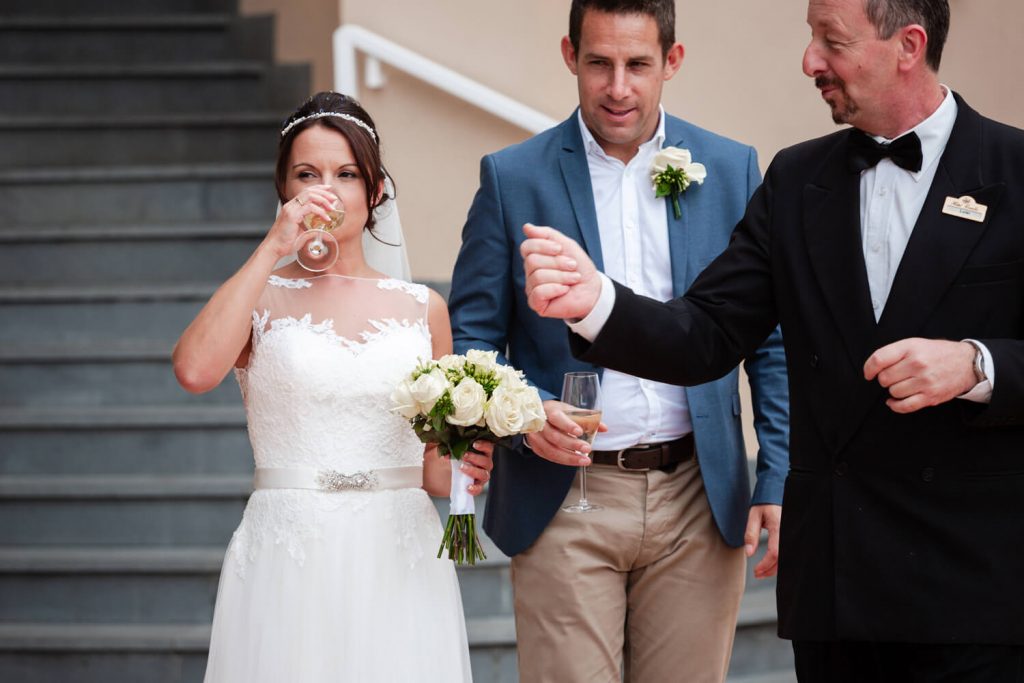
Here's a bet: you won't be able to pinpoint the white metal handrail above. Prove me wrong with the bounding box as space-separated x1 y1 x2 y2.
333 24 557 135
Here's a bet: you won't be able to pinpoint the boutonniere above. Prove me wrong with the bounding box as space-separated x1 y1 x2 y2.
651 147 706 219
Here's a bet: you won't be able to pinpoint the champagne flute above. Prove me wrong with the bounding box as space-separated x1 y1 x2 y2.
294 199 345 272
560 371 602 513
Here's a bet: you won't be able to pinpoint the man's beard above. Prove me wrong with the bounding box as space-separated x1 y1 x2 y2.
815 75 858 125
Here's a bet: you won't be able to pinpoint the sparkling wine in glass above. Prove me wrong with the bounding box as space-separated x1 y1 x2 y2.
294 201 345 272
561 371 602 513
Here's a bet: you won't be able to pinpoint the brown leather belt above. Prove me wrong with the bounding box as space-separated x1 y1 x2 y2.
590 433 695 472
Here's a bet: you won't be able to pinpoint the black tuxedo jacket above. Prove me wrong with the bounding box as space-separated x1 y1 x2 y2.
573 94 1024 643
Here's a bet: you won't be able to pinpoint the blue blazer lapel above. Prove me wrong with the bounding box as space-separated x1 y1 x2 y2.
663 118 691 297
558 114 604 270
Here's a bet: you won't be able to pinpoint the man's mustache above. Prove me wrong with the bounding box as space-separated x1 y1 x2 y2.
815 75 843 90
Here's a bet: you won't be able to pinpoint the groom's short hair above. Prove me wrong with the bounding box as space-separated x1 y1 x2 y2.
568 0 676 58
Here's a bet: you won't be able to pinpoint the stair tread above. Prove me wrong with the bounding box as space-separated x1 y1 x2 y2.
0 161 272 184
0 616 515 650
0 15 233 30
0 339 172 361
0 545 225 572
0 282 218 303
0 474 252 498
0 220 265 243
0 404 245 428
0 112 283 130
0 61 268 79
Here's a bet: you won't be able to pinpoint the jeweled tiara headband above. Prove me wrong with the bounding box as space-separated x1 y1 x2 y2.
280 112 378 141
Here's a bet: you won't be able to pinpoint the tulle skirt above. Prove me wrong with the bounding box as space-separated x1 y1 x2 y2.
203 488 472 682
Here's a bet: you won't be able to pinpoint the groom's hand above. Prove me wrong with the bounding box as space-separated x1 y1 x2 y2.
521 224 602 321
523 400 607 467
744 504 781 579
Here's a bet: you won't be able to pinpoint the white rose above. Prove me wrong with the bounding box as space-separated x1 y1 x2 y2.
409 369 448 413
484 386 526 438
494 363 526 389
515 385 547 433
465 349 498 371
651 146 707 187
390 378 421 419
436 354 464 373
446 377 487 427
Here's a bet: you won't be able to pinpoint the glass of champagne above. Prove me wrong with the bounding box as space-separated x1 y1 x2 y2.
294 199 345 272
560 371 602 513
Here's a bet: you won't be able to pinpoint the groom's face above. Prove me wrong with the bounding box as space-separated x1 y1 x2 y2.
562 10 683 163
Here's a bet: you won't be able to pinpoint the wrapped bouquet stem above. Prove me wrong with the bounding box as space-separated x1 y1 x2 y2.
392 349 545 565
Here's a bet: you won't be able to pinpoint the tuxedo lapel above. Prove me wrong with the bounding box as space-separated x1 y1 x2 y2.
875 99 1006 345
803 135 878 370
558 116 604 270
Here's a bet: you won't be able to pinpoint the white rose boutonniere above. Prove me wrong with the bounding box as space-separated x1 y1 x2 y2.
651 146 706 219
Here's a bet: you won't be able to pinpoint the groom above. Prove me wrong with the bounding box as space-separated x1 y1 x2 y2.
448 0 789 680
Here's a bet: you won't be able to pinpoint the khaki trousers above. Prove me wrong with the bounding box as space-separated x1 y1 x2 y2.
510 457 746 683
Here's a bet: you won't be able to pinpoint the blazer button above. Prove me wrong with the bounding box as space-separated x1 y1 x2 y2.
921 467 935 482
810 354 819 368
834 462 848 476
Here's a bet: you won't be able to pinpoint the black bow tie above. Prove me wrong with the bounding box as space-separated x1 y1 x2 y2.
847 130 923 173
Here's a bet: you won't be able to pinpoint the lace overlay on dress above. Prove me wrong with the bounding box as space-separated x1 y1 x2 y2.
229 274 435 576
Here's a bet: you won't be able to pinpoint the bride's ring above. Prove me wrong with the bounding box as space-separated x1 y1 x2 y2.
296 196 307 206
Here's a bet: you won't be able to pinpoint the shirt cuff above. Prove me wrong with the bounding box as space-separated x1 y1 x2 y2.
957 339 994 404
567 273 615 342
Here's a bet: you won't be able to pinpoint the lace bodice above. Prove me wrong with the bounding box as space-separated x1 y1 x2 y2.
236 274 432 473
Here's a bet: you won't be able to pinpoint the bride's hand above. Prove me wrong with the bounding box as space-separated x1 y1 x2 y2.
262 184 339 259
461 443 495 496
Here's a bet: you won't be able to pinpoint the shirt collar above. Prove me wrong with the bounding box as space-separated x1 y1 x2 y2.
577 106 667 163
873 85 957 182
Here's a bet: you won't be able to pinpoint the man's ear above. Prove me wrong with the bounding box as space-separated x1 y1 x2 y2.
561 35 579 76
663 42 685 80
896 24 928 73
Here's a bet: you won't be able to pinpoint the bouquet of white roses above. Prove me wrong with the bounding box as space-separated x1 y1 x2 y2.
391 349 545 564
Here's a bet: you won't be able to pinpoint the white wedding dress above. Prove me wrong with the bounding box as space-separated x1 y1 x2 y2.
203 273 472 682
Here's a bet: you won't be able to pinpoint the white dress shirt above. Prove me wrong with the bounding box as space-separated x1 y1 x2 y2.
575 108 692 450
573 87 993 402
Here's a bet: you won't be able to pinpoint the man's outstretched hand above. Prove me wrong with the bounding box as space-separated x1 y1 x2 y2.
521 223 602 321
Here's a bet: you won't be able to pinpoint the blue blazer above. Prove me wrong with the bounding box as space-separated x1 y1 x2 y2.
449 111 789 556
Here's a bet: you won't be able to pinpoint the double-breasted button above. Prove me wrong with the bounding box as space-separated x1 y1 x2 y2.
834 462 848 476
921 467 935 482
810 354 819 368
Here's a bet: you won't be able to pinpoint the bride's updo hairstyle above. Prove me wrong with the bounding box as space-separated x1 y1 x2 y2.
275 91 393 233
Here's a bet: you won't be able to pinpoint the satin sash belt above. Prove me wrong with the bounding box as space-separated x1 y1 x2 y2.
253 466 423 492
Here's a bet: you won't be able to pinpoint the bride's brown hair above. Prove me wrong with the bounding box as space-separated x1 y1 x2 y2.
275 92 393 233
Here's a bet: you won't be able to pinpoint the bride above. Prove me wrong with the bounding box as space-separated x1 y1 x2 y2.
172 91 488 682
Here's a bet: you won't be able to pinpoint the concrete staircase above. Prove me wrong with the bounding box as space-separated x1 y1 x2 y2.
0 1 794 680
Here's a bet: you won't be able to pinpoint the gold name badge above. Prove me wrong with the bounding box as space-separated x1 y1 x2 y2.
942 195 988 223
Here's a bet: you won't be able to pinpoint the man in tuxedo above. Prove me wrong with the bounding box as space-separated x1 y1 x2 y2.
448 0 789 680
523 0 1024 679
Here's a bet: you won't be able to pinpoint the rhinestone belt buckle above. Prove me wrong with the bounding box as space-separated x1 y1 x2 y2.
315 469 380 492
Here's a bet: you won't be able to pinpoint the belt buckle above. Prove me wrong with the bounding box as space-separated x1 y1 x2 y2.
615 448 650 472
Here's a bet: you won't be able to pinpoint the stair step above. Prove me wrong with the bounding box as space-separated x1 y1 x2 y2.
0 358 240 409
0 616 516 650
0 283 217 303
0 0 239 15
0 235 261 286
0 405 244 430
0 220 266 242
0 162 276 225
0 475 251 499
0 416 250 478
0 113 282 167
0 15 274 67
0 62 309 115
